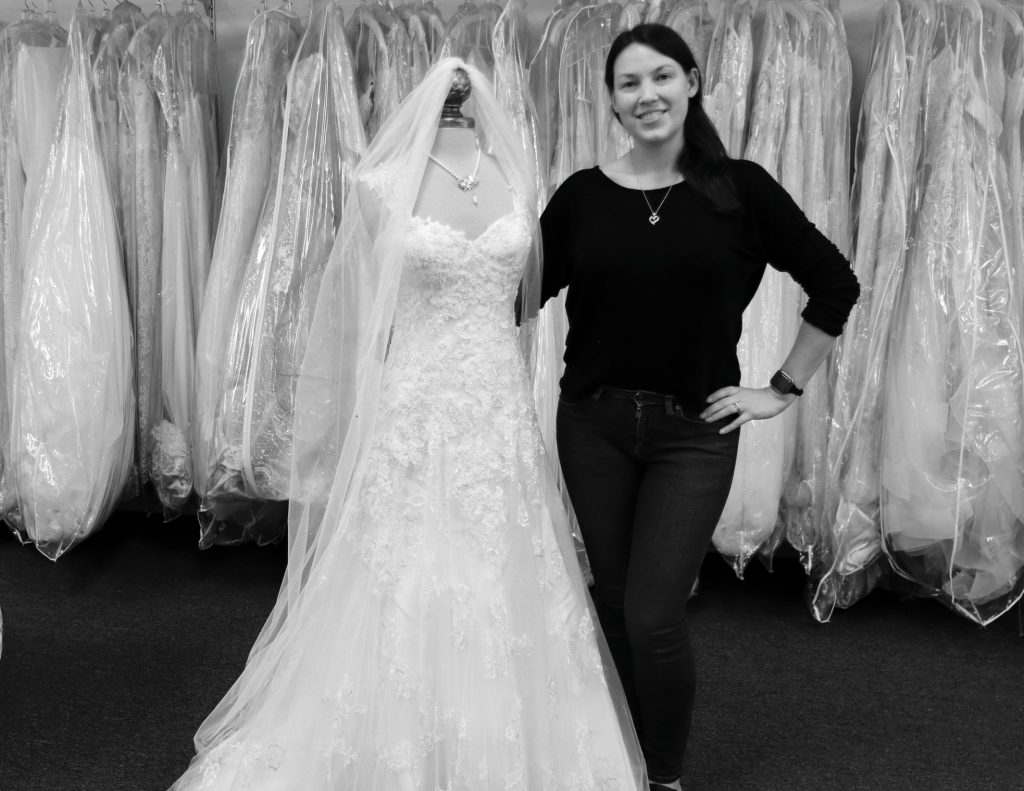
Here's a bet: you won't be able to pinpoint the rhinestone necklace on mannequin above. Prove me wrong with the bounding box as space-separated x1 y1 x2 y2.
425 67 483 205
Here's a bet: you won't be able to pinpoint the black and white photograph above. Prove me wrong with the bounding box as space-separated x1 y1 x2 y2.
0 0 1022 788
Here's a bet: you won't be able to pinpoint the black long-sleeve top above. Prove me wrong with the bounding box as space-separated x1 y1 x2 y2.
539 160 860 410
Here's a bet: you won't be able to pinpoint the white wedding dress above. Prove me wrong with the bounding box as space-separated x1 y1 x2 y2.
171 201 644 790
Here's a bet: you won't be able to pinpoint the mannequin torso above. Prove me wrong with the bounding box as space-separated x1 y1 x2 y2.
413 125 515 238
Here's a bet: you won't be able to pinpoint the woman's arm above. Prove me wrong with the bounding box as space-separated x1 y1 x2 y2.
701 162 859 433
775 320 836 391
701 320 834 433
538 177 575 307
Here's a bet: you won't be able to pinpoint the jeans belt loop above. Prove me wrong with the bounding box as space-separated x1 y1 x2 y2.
592 386 605 401
664 396 675 416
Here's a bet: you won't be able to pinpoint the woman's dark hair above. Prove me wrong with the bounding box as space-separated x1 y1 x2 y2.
605 24 740 213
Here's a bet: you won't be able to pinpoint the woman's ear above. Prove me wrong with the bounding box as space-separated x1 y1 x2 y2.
608 90 622 124
687 68 700 98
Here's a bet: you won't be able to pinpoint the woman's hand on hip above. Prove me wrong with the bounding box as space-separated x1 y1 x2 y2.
700 386 796 434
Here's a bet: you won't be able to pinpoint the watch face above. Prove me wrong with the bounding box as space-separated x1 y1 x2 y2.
771 371 793 393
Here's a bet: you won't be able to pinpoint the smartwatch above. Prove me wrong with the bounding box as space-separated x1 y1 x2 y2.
770 369 804 397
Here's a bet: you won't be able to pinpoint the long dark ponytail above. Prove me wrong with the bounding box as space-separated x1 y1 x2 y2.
605 24 741 214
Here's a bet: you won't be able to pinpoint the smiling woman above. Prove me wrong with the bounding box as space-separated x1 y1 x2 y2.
539 22 860 791
609 43 697 154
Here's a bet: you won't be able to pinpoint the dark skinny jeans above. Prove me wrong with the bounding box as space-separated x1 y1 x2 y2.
556 386 739 784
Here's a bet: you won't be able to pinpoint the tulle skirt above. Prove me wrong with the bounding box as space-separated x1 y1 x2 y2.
172 356 645 790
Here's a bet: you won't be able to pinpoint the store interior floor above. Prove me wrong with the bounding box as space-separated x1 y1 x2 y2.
0 511 1021 791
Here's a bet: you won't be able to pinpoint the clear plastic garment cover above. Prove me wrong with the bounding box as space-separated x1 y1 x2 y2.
662 0 717 73
813 0 936 622
779 0 851 575
193 6 302 543
346 0 412 139
201 0 366 545
7 7 133 559
439 0 504 75
95 2 147 220
708 0 850 576
527 0 576 189
0 10 67 525
150 2 220 517
119 9 172 501
91 4 146 357
492 0 543 210
711 0 803 572
702 0 756 158
879 0 1024 625
399 5 433 84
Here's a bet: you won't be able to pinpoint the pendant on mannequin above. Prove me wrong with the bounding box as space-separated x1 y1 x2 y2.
429 136 483 206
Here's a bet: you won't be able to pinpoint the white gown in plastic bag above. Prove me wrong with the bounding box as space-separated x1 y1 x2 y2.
193 8 302 519
880 0 1024 625
202 0 366 544
663 0 716 74
119 11 171 496
713 1 800 573
0 21 67 523
703 0 755 158
527 0 576 187
15 40 67 262
780 0 852 571
813 0 935 622
8 9 134 559
149 5 219 515
347 0 411 139
439 0 504 77
91 0 145 234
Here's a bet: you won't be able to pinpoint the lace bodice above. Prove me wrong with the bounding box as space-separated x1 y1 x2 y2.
366 208 540 578
383 206 531 398
395 208 527 328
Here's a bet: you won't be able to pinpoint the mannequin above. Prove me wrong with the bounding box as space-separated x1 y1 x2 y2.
413 67 514 236
168 59 648 791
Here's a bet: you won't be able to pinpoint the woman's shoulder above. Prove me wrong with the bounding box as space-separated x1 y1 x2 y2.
554 166 605 192
723 157 773 185
545 167 605 211
722 158 788 197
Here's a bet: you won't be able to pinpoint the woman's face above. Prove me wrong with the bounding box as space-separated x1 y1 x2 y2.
610 43 699 149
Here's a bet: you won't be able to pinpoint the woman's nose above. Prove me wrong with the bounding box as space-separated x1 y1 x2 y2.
638 79 658 103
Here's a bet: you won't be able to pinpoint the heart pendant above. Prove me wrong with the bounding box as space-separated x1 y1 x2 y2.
649 214 660 225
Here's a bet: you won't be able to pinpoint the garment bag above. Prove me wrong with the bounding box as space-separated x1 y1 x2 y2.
202 0 365 545
9 7 133 558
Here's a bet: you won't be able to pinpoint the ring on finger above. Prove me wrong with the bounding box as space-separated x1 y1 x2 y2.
732 401 740 412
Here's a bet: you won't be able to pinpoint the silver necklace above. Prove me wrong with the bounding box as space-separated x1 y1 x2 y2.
428 137 482 205
629 152 675 225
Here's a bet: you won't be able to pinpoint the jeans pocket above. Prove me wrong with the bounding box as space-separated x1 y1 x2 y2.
558 394 589 408
674 406 709 425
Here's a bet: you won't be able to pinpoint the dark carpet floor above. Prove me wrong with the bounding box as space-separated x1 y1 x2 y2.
0 511 1021 791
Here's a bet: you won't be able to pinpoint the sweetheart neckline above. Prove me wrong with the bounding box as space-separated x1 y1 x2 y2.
409 207 526 244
